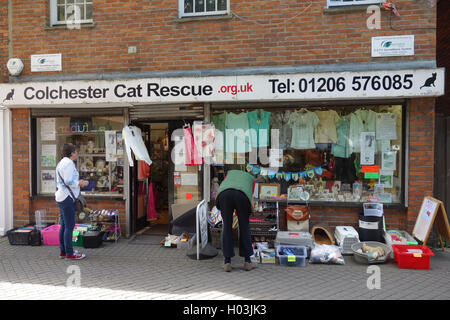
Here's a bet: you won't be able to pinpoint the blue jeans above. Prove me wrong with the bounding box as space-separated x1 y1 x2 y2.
57 196 76 256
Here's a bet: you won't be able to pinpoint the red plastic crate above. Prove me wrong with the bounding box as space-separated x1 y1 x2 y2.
392 245 434 270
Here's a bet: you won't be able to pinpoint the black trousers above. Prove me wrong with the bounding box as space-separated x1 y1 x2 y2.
216 189 253 259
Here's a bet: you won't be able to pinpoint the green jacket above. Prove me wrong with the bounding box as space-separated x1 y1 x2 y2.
216 170 255 204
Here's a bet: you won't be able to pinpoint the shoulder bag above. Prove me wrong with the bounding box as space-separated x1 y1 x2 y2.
57 171 87 213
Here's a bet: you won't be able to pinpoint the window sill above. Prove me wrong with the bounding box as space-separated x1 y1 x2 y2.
44 22 96 30
258 198 406 210
323 4 380 15
175 13 233 23
32 194 125 201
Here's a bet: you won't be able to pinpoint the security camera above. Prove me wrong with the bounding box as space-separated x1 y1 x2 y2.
7 58 24 76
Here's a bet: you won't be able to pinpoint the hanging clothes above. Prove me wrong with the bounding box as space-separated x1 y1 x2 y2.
349 109 377 153
122 126 152 167
269 110 292 150
225 112 252 153
138 160 150 180
147 182 158 220
288 109 319 150
247 109 271 148
193 121 216 160
314 110 340 144
183 125 202 166
331 115 352 159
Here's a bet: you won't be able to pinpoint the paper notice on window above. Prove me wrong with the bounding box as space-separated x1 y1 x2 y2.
269 149 283 167
181 173 198 186
376 113 397 140
40 118 56 141
41 170 56 193
360 132 376 165
105 131 117 162
41 144 57 167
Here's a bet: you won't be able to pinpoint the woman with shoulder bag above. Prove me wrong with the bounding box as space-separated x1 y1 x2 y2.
55 143 89 260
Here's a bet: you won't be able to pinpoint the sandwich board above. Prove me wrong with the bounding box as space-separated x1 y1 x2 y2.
412 196 450 249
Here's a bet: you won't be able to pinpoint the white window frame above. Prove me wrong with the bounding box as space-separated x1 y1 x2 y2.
178 0 230 18
327 0 383 7
50 0 93 26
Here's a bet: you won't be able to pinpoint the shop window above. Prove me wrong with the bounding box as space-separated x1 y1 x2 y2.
35 116 124 197
211 105 404 205
50 0 93 26
327 0 383 7
179 0 229 18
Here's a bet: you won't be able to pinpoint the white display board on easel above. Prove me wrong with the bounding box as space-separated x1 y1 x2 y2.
412 196 450 248
196 200 208 260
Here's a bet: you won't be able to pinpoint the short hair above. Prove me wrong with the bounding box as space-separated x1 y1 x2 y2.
61 143 77 158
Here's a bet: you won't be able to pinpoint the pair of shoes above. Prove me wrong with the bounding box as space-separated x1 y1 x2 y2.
223 263 232 272
65 251 86 260
244 262 257 271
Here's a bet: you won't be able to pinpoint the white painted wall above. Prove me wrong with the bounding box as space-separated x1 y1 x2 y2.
0 106 13 235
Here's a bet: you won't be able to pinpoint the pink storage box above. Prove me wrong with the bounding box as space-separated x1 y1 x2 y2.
42 224 80 245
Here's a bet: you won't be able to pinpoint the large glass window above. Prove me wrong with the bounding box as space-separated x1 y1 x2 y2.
211 105 404 204
35 115 124 197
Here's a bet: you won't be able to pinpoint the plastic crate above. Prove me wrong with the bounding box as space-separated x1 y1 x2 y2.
72 231 84 247
42 225 61 245
392 245 434 270
42 224 80 246
7 227 34 245
83 231 104 248
276 245 307 267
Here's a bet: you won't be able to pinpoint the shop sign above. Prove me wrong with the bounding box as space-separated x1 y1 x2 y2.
371 35 414 57
0 68 444 106
31 54 62 72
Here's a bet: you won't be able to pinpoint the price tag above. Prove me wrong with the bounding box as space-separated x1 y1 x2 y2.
287 255 296 262
413 253 422 258
164 241 172 247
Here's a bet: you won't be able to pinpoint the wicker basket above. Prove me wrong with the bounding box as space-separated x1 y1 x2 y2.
209 226 239 249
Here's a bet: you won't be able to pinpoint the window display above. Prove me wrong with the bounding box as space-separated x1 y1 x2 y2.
36 116 125 196
211 105 404 204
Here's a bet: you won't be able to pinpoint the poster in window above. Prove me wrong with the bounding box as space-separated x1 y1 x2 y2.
376 113 397 140
41 144 56 167
40 118 56 141
116 132 124 155
379 170 393 188
41 170 56 193
360 132 376 165
105 131 117 162
382 151 397 171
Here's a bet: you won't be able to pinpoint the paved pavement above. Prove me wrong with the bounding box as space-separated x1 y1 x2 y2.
0 235 449 300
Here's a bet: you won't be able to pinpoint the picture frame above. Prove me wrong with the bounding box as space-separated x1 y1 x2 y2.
259 183 280 199
379 170 393 188
287 185 303 200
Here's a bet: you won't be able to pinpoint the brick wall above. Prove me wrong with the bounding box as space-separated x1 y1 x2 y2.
407 98 435 232
0 1 8 83
8 0 436 77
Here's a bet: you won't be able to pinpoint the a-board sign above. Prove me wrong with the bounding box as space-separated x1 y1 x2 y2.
412 196 450 245
196 200 208 260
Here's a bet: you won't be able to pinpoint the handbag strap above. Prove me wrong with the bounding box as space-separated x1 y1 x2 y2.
57 170 77 202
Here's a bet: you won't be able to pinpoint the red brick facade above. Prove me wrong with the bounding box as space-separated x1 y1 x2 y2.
3 1 440 235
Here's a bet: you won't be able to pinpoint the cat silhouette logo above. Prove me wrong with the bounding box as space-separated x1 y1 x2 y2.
2 89 15 103
420 73 437 89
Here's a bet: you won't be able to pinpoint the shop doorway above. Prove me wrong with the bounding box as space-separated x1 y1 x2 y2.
130 120 201 236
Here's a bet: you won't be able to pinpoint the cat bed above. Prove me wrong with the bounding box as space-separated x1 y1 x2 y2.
312 225 335 245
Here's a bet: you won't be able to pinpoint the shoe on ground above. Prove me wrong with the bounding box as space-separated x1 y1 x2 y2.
244 262 257 271
223 263 232 272
59 253 66 259
65 252 86 260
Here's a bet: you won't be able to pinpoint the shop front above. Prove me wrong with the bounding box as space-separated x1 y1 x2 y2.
0 63 444 239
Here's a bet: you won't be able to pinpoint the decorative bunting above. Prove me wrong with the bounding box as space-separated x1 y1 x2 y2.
246 164 326 182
